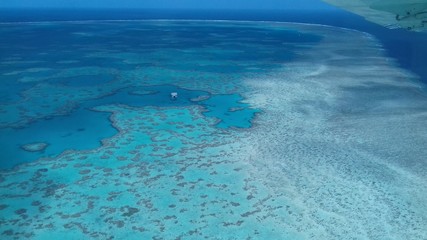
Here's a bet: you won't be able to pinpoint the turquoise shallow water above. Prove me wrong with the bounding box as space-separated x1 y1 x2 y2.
56 74 115 87
0 20 299 169
0 84 258 169
0 108 116 169
200 94 258 129
0 20 426 239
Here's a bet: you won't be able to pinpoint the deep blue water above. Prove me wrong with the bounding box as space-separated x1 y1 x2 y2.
0 108 116 169
56 74 115 87
0 84 258 169
1 8 426 84
0 11 426 239
1 8 426 170
0 17 324 169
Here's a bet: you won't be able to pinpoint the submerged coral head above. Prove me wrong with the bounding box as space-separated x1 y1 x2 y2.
20 142 49 152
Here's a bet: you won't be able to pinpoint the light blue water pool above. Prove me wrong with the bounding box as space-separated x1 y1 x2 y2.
0 20 426 240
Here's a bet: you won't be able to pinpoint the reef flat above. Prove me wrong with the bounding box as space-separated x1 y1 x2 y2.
0 21 426 239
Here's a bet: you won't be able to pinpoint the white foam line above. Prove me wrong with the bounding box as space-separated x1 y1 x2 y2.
0 18 374 36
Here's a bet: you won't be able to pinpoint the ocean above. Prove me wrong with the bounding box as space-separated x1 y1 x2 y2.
1 8 426 83
0 9 426 240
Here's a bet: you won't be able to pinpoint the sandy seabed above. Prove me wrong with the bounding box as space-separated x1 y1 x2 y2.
1 22 426 240
243 23 427 239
